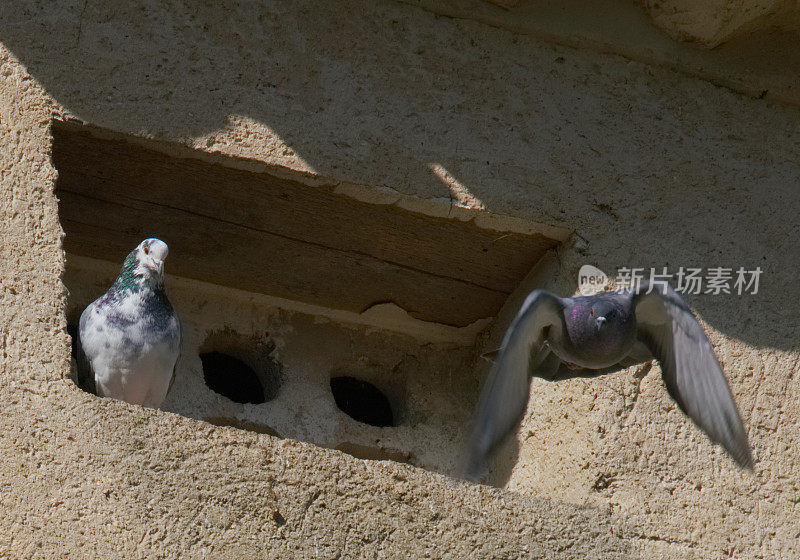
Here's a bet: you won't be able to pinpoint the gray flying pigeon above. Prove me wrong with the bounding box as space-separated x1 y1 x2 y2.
76 238 181 408
467 281 752 479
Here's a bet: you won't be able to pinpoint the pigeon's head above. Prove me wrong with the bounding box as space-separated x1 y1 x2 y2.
134 238 169 281
588 299 616 331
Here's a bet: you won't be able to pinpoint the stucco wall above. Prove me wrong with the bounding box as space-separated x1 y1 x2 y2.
1 1 799 558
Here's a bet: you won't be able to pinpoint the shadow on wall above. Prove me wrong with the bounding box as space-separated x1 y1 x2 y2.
2 5 799 344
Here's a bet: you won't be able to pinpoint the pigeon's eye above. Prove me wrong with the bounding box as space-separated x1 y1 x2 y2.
590 309 594 316
143 246 149 255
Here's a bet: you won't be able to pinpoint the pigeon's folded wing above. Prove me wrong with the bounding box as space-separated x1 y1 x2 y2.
75 308 98 395
466 290 562 479
632 282 753 469
165 315 182 398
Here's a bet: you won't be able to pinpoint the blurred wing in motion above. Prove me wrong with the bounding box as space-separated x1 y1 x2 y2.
632 282 753 469
466 290 563 479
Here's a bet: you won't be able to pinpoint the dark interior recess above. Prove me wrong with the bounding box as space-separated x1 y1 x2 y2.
67 323 97 395
52 121 563 327
330 376 395 427
67 324 79 361
201 351 266 405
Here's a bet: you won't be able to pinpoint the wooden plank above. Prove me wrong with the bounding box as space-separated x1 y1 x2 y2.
53 126 558 293
53 124 562 327
58 190 507 326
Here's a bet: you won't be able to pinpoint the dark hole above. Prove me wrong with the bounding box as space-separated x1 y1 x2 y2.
67 323 97 395
330 376 394 427
201 351 265 404
67 324 79 360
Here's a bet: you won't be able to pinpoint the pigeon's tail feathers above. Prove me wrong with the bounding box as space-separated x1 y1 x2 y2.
632 282 753 470
465 290 562 480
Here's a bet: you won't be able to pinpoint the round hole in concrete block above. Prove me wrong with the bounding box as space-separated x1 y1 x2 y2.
201 351 265 404
199 329 281 404
330 376 395 427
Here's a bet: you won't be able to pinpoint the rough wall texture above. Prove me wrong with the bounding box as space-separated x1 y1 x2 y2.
1 0 799 558
640 0 800 46
484 0 800 47
411 0 800 105
0 47 630 560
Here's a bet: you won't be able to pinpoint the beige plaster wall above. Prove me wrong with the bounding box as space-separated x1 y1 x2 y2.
487 0 800 45
0 49 631 560
639 0 800 46
412 0 800 105
1 0 799 558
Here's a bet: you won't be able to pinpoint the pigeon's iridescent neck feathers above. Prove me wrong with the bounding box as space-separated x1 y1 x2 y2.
105 239 169 302
120 249 160 282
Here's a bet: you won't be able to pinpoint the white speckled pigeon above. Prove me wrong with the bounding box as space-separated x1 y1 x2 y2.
76 239 181 408
467 281 752 479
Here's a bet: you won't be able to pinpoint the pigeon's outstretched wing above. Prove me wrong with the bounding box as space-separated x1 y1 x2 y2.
631 282 753 469
466 290 563 479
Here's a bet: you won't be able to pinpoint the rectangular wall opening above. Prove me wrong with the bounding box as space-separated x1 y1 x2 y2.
53 121 564 329
54 119 567 478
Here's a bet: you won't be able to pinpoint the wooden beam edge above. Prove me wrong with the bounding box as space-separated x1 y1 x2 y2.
66 254 492 347
51 119 572 244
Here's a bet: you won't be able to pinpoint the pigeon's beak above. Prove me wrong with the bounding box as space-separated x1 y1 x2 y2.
146 259 165 277
596 316 607 327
